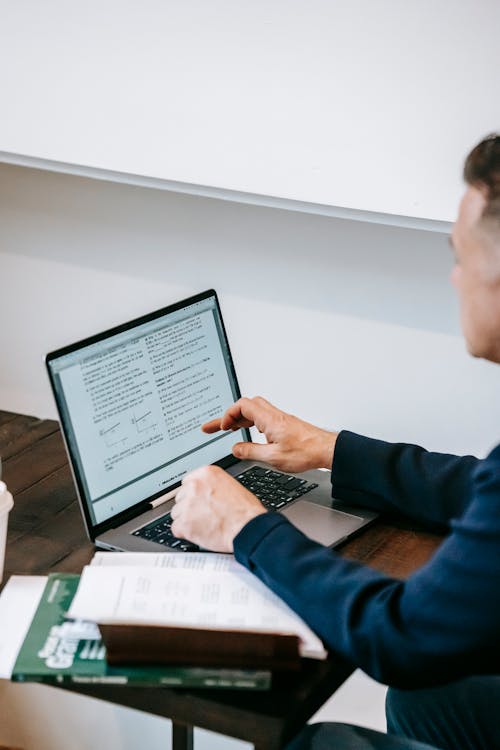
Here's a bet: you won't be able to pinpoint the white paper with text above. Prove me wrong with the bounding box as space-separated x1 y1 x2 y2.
91 551 243 573
69 559 327 659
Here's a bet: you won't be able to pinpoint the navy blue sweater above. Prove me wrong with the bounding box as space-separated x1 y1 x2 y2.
233 431 500 688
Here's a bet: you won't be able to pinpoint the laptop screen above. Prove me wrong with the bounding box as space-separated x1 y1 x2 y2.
46 291 247 532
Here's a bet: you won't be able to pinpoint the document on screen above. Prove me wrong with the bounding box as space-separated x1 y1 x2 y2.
58 310 233 496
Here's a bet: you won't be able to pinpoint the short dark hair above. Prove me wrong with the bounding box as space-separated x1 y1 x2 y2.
464 134 500 222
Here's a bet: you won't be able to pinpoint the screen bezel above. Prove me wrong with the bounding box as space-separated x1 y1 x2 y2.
45 289 251 541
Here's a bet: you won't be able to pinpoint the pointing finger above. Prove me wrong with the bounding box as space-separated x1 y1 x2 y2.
220 397 272 432
201 418 225 434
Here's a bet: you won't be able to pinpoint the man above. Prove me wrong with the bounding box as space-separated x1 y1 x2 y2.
171 134 500 750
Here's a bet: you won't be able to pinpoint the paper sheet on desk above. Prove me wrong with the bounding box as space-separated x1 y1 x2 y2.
70 554 327 660
0 576 47 679
91 550 243 573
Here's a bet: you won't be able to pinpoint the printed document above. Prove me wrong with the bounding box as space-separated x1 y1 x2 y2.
69 552 327 659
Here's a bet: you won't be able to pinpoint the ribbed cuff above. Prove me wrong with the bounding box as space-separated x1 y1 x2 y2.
331 429 373 492
233 512 288 570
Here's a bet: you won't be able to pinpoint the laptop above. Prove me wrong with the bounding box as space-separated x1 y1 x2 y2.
46 289 377 553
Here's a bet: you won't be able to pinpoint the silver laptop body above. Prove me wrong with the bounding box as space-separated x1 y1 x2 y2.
46 290 376 553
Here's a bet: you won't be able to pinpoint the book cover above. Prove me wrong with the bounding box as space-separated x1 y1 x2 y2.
11 574 271 690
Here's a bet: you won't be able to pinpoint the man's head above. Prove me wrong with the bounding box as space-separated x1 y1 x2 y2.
451 134 500 362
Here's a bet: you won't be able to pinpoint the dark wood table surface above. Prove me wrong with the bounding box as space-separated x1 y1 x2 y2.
0 410 443 750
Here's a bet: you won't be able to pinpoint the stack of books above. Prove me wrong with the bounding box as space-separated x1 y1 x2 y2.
0 551 326 691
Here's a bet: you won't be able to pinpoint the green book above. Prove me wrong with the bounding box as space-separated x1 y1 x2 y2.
11 574 271 690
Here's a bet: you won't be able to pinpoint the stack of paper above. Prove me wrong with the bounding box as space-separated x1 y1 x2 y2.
69 551 327 661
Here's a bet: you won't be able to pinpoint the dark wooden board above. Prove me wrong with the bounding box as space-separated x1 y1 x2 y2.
1 412 93 579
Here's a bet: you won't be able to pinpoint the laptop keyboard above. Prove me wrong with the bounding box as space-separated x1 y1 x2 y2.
132 512 199 551
235 466 318 509
132 466 318 551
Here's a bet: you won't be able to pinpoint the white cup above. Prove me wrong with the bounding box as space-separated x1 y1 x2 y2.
0 480 14 584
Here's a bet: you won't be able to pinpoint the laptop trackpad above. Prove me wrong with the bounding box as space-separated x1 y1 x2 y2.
282 501 365 547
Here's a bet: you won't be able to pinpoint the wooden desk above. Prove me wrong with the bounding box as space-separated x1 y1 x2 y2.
0 410 442 750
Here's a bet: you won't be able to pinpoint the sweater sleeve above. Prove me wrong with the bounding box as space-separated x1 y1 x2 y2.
233 444 500 688
331 431 479 530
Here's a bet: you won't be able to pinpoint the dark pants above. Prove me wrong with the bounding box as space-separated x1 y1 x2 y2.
286 676 500 749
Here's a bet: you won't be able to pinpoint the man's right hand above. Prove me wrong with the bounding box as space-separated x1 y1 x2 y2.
202 396 338 474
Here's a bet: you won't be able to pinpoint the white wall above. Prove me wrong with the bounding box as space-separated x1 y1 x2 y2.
2 1 499 223
1 163 499 457
1 162 500 750
0 681 253 750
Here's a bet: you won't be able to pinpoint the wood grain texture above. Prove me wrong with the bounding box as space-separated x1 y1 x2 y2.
340 522 442 579
1 410 443 749
1 412 93 580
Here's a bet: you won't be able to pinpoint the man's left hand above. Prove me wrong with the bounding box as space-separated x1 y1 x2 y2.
170 465 267 553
